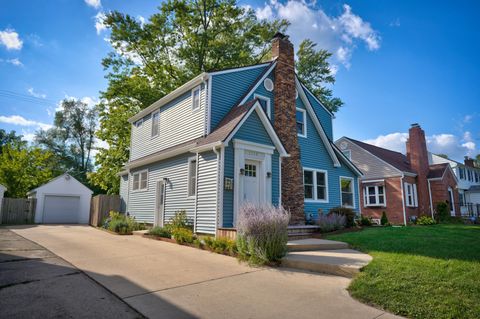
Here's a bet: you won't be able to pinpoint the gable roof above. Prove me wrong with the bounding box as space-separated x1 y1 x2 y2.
125 99 288 170
330 142 363 176
427 163 449 179
27 173 93 195
345 137 416 174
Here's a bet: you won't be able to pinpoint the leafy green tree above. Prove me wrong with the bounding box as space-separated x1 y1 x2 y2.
0 129 25 153
35 99 97 183
0 144 59 197
296 39 343 113
90 0 288 194
475 154 480 167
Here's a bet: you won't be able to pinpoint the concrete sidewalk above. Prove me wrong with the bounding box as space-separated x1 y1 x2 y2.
10 225 402 319
0 228 141 319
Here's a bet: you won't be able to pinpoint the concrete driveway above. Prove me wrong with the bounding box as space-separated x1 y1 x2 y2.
9 225 400 319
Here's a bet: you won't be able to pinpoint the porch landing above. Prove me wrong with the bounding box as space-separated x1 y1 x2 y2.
282 238 372 278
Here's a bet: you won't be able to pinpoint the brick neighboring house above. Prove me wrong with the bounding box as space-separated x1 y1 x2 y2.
335 124 460 225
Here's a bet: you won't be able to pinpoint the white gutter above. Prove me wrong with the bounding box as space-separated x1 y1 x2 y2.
125 143 196 170
400 173 407 226
129 73 209 123
428 179 434 218
193 152 199 233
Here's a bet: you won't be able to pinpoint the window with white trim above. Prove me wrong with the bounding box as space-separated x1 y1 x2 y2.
342 149 351 160
459 167 465 179
132 170 148 191
404 182 418 207
340 177 354 208
192 86 201 111
151 111 159 137
296 108 306 137
187 157 197 197
303 169 327 201
254 94 271 119
364 185 385 206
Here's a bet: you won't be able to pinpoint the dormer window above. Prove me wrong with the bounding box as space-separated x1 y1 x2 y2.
192 86 201 111
254 94 271 119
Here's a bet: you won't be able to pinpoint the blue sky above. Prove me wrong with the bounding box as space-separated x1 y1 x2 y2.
0 0 478 161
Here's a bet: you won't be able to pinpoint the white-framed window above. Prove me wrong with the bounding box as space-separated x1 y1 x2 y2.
132 170 148 191
192 86 201 111
340 176 355 208
364 185 385 207
254 94 271 119
296 108 307 137
151 110 160 137
135 118 143 128
187 157 197 197
404 182 418 207
459 167 465 179
303 168 328 202
342 149 351 160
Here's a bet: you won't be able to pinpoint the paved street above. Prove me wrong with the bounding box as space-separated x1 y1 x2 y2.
7 225 402 319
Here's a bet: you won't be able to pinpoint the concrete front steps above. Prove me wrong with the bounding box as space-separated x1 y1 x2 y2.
282 239 372 278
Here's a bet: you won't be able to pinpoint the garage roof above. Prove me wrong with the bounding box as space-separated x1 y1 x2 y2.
27 173 93 195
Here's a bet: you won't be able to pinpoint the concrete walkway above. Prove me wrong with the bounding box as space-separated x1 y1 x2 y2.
9 225 402 319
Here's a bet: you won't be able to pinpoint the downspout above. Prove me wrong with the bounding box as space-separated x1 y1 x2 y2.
126 170 131 215
427 179 434 218
357 178 362 217
193 153 199 233
400 173 407 226
212 146 221 238
279 157 282 206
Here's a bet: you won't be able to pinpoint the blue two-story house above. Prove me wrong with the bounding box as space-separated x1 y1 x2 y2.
119 33 362 236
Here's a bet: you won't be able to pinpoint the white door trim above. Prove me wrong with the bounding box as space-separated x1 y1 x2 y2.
233 139 273 225
448 187 455 216
155 180 166 226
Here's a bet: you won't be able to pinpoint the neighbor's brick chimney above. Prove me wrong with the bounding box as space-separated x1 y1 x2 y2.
272 33 305 225
464 156 475 168
406 123 430 215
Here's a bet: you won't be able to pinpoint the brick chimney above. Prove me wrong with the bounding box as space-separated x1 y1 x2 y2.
272 33 304 224
464 156 475 168
406 123 430 215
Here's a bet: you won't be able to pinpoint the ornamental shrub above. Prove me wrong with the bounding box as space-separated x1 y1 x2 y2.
236 203 289 265
328 207 356 227
316 213 346 233
359 214 372 226
104 211 145 234
172 227 194 244
381 211 389 226
169 210 191 230
148 226 172 238
416 216 436 225
436 202 450 222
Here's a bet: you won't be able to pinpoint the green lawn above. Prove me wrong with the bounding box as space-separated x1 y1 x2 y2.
327 224 480 319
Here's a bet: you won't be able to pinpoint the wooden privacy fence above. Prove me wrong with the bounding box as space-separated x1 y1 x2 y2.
0 198 37 224
90 194 121 227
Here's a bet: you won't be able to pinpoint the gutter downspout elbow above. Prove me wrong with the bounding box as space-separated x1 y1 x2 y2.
400 173 407 226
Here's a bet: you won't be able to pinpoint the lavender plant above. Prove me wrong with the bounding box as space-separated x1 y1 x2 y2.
316 213 346 233
236 203 290 265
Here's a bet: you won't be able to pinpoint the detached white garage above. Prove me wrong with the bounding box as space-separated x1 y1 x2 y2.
28 174 93 224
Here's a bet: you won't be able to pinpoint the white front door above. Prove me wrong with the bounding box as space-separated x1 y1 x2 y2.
448 187 455 216
243 160 260 204
155 180 165 226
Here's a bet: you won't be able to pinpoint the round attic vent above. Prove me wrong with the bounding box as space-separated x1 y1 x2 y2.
263 78 274 92
295 89 299 100
340 141 348 150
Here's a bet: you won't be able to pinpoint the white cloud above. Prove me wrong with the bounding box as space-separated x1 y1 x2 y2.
389 18 401 27
0 28 23 50
95 12 107 34
27 87 47 99
254 1 380 69
104 37 143 65
0 58 23 66
85 0 101 9
137 15 146 27
0 115 52 130
463 114 473 123
364 131 479 161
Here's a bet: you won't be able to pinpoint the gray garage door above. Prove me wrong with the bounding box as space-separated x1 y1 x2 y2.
43 195 80 223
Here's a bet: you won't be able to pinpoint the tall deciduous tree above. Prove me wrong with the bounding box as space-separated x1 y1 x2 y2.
0 129 25 153
0 143 58 198
90 0 288 194
35 99 97 183
296 39 343 113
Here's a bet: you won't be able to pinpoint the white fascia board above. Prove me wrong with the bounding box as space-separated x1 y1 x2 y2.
125 144 195 170
331 143 363 176
238 62 277 106
190 141 224 153
117 170 129 177
208 62 271 76
295 77 340 167
298 79 334 118
128 73 209 123
223 101 289 157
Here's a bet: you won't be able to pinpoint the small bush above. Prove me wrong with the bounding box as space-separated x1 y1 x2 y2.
359 215 372 226
236 203 289 265
316 213 346 233
381 211 389 226
169 210 190 230
329 207 356 227
193 238 204 249
417 216 436 225
109 219 130 234
436 202 450 222
149 226 172 238
103 211 144 234
172 227 194 244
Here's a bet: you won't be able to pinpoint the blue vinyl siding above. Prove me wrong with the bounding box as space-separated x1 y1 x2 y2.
222 110 279 227
210 65 269 129
303 87 334 141
244 72 275 121
296 96 359 220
